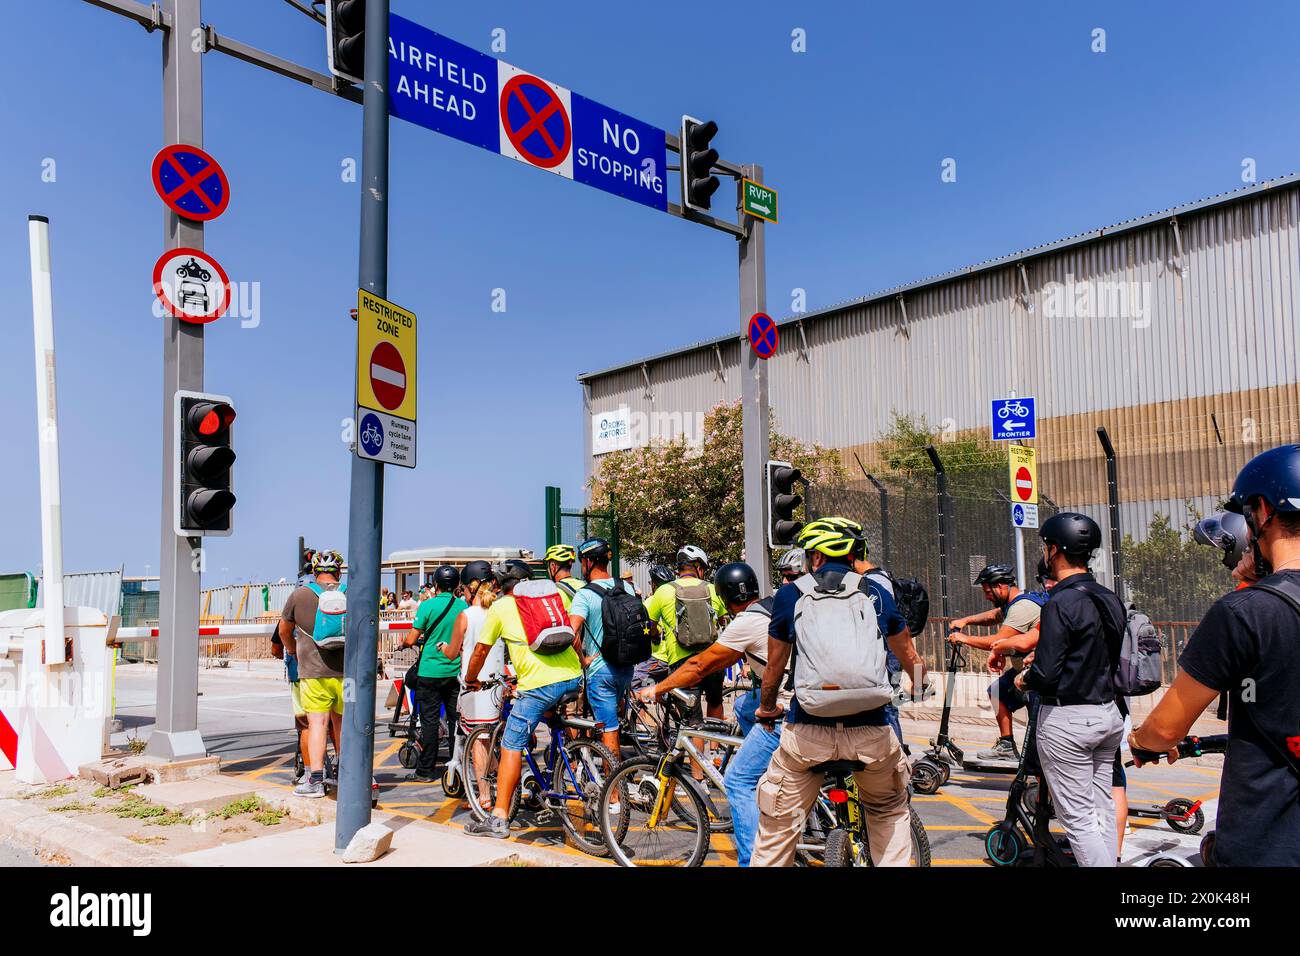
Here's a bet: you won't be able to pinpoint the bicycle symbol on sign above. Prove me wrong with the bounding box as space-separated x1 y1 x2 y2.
997 400 1030 420
361 420 383 449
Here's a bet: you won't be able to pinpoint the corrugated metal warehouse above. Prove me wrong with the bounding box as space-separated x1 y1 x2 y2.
577 174 1300 575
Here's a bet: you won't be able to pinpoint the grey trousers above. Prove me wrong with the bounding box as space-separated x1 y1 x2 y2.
1035 700 1125 867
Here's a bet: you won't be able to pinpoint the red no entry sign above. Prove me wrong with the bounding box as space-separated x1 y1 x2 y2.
500 74 571 169
369 342 407 411
151 144 230 221
748 312 779 359
1014 465 1035 502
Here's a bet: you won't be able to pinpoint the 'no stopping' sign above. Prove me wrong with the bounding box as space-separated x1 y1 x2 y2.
748 312 779 359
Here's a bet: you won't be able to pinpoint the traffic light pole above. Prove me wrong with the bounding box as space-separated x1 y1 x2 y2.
336 0 390 853
737 164 771 595
149 0 207 761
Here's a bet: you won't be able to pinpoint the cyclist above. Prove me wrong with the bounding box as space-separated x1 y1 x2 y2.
461 561 584 838
632 563 677 686
949 563 1046 762
403 565 466 782
636 561 779 866
454 560 504 811
776 548 805 585
280 549 347 799
644 545 729 723
544 544 582 606
752 520 928 867
567 538 633 757
1130 445 1300 866
1013 513 1125 867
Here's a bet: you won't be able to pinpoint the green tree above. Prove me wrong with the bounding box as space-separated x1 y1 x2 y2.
878 411 1007 477
1123 506 1233 622
589 401 847 566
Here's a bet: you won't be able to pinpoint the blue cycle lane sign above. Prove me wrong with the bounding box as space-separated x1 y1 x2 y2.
991 397 1037 441
387 14 668 212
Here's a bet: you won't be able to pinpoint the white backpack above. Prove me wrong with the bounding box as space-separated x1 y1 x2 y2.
791 571 893 717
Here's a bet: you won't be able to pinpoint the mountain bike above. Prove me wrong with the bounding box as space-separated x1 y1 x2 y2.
795 761 931 867
461 679 619 856
598 715 746 866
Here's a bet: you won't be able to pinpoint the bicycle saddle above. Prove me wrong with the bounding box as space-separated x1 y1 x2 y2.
809 759 866 775
555 690 583 710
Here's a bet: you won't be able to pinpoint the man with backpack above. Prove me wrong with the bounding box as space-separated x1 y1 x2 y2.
462 560 584 838
279 550 348 799
949 563 1047 762
1014 512 1127 867
1130 445 1300 866
545 544 582 606
645 545 729 721
751 520 928 867
567 537 650 756
403 565 467 782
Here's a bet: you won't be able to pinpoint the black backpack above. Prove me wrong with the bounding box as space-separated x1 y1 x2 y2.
867 569 930 635
588 579 653 668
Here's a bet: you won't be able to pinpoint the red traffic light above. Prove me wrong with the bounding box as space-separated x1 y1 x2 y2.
187 401 236 438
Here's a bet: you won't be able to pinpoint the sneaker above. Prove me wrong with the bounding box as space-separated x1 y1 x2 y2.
294 778 325 799
977 738 1019 762
411 771 437 783
464 814 510 839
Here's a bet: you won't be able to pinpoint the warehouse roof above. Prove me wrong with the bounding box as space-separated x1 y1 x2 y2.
576 172 1300 383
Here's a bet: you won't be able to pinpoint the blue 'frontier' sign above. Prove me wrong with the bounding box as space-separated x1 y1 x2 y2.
991 397 1037 441
387 15 669 212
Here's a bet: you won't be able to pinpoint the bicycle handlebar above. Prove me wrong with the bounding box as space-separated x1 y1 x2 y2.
1129 733 1229 765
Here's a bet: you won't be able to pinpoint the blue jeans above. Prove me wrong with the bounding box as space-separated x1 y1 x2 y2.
502 676 583 752
733 685 760 737
723 718 782 867
585 664 633 730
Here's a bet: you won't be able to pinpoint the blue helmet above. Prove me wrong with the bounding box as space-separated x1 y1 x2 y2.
1226 445 1300 576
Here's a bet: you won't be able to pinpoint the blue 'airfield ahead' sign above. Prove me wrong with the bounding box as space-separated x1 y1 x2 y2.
387 15 669 212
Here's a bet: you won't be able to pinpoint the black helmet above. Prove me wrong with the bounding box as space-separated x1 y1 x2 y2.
1034 557 1052 585
1193 512 1250 571
460 560 494 585
493 559 532 586
648 564 675 589
1039 512 1102 557
714 562 760 606
433 565 460 592
1227 445 1300 520
974 563 1016 587
577 537 611 565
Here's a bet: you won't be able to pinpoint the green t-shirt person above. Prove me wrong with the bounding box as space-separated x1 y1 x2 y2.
413 592 466 678
644 576 727 666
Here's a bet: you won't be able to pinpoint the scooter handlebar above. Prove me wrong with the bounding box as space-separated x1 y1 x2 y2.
1129 733 1229 765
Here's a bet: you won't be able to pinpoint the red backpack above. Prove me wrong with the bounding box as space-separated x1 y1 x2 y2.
513 580 577 655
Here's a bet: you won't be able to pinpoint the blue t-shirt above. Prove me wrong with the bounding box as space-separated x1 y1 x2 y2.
770 562 906 726
569 577 618 676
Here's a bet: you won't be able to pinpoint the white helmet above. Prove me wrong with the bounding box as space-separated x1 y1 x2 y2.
777 548 806 574
676 545 709 569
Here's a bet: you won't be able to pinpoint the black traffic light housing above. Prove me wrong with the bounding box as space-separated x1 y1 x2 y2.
680 115 721 213
298 536 313 580
326 0 367 85
175 390 236 536
768 460 805 548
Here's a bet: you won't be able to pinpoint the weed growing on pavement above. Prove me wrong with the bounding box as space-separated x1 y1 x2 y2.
21 784 73 800
128 835 167 845
210 795 286 826
49 801 96 813
107 794 189 826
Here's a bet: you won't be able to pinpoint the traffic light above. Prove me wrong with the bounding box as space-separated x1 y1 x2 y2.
298 536 313 579
768 460 805 548
175 390 236 536
680 115 720 212
326 0 367 85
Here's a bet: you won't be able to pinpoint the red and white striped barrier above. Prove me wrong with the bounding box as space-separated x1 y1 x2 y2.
114 620 413 641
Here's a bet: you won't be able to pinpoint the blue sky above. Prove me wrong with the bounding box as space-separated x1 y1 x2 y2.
2 0 1298 584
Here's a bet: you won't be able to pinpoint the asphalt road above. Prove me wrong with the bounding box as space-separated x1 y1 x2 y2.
112 664 1222 866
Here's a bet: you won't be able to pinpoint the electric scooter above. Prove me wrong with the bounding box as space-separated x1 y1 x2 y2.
983 701 1076 866
1128 734 1227 867
910 638 1023 794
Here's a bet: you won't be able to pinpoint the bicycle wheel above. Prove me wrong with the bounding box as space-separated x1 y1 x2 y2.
554 739 620 857
823 828 852 867
600 757 710 867
462 723 520 823
624 698 664 759
856 806 931 867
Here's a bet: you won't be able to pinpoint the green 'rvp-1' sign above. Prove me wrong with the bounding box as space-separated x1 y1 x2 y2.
742 178 778 223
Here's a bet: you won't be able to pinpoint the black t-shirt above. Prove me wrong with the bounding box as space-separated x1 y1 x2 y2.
1177 571 1300 867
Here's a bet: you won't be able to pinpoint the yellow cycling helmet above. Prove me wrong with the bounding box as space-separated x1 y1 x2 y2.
795 518 859 559
544 544 577 563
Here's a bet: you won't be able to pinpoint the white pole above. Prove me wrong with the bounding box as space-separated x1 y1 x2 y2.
29 215 68 665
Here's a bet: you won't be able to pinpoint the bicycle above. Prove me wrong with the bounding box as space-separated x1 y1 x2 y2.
598 714 746 867
461 678 619 857
795 761 931 867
